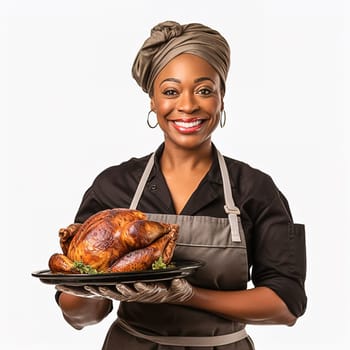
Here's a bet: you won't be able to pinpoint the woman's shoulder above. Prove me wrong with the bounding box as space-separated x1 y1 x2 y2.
224 155 274 184
94 153 151 182
223 155 280 202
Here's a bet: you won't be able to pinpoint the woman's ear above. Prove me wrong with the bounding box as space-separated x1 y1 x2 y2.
150 99 155 112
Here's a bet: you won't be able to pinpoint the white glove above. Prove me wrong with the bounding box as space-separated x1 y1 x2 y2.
85 278 194 303
55 285 104 299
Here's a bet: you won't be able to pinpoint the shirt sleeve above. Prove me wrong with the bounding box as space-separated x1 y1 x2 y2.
74 187 105 223
251 190 307 317
73 160 143 223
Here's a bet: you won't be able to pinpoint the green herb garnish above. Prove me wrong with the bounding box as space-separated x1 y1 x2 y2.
152 257 176 270
73 261 99 274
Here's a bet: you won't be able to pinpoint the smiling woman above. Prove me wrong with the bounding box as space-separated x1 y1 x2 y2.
151 54 222 144
54 20 307 350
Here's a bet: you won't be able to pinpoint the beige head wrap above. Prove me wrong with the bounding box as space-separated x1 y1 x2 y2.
132 21 230 95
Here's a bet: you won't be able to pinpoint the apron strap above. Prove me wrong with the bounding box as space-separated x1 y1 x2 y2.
130 149 242 242
129 153 155 210
217 151 242 242
116 318 248 347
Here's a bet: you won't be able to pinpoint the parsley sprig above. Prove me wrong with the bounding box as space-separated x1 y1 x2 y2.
73 261 99 274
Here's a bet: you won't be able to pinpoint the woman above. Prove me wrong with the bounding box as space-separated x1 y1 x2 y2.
56 21 307 349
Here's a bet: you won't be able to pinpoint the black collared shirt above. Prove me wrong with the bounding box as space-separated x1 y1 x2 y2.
75 144 307 317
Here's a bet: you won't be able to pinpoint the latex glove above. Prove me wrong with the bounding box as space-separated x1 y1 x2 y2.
55 285 104 299
92 278 194 303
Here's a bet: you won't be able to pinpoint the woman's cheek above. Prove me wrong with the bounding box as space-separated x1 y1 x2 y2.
156 100 174 117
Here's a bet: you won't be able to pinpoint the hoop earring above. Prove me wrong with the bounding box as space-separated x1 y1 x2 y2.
147 110 158 129
220 110 226 128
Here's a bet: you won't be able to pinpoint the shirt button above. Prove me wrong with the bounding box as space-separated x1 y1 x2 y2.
150 184 157 191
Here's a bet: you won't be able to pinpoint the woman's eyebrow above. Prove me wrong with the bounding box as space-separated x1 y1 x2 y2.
159 76 215 86
194 77 215 84
159 78 181 86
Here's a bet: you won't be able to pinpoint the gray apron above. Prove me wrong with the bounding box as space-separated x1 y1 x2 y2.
102 150 254 350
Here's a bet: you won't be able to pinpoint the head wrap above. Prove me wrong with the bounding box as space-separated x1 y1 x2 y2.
132 21 230 95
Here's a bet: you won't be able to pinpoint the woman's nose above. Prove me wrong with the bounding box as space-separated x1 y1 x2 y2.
177 92 200 114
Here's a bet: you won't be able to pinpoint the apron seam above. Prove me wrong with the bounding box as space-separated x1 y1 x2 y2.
176 242 247 248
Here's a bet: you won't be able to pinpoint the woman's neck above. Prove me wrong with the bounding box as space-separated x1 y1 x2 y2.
160 141 213 171
159 140 214 214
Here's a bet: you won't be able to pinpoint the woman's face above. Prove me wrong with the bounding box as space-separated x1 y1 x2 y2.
151 53 224 151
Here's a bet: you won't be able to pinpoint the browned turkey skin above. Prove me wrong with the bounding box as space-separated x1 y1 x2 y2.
48 208 178 274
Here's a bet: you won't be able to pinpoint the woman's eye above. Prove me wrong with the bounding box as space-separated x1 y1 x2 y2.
197 88 212 95
163 89 178 96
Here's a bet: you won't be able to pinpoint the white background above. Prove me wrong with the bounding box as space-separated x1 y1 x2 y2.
1 0 349 349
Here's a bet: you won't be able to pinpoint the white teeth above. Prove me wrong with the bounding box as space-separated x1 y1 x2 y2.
174 120 202 128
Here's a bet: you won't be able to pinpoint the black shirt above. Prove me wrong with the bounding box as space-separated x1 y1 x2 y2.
75 144 307 317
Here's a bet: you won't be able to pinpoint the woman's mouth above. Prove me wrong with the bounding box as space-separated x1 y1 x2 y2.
172 119 204 133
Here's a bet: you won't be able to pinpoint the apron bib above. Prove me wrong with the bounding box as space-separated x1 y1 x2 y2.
103 150 254 350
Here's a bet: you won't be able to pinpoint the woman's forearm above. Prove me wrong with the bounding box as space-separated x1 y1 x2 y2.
183 286 296 326
58 292 112 329
58 286 296 329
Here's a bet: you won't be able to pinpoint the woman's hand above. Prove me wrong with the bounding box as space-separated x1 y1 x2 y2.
85 278 193 303
56 285 105 299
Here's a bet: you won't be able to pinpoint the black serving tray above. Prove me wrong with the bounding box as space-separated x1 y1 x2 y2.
32 260 203 286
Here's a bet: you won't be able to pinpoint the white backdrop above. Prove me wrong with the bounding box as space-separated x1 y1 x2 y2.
1 1 349 349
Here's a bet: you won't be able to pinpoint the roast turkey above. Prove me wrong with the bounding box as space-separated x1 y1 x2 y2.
48 208 178 274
